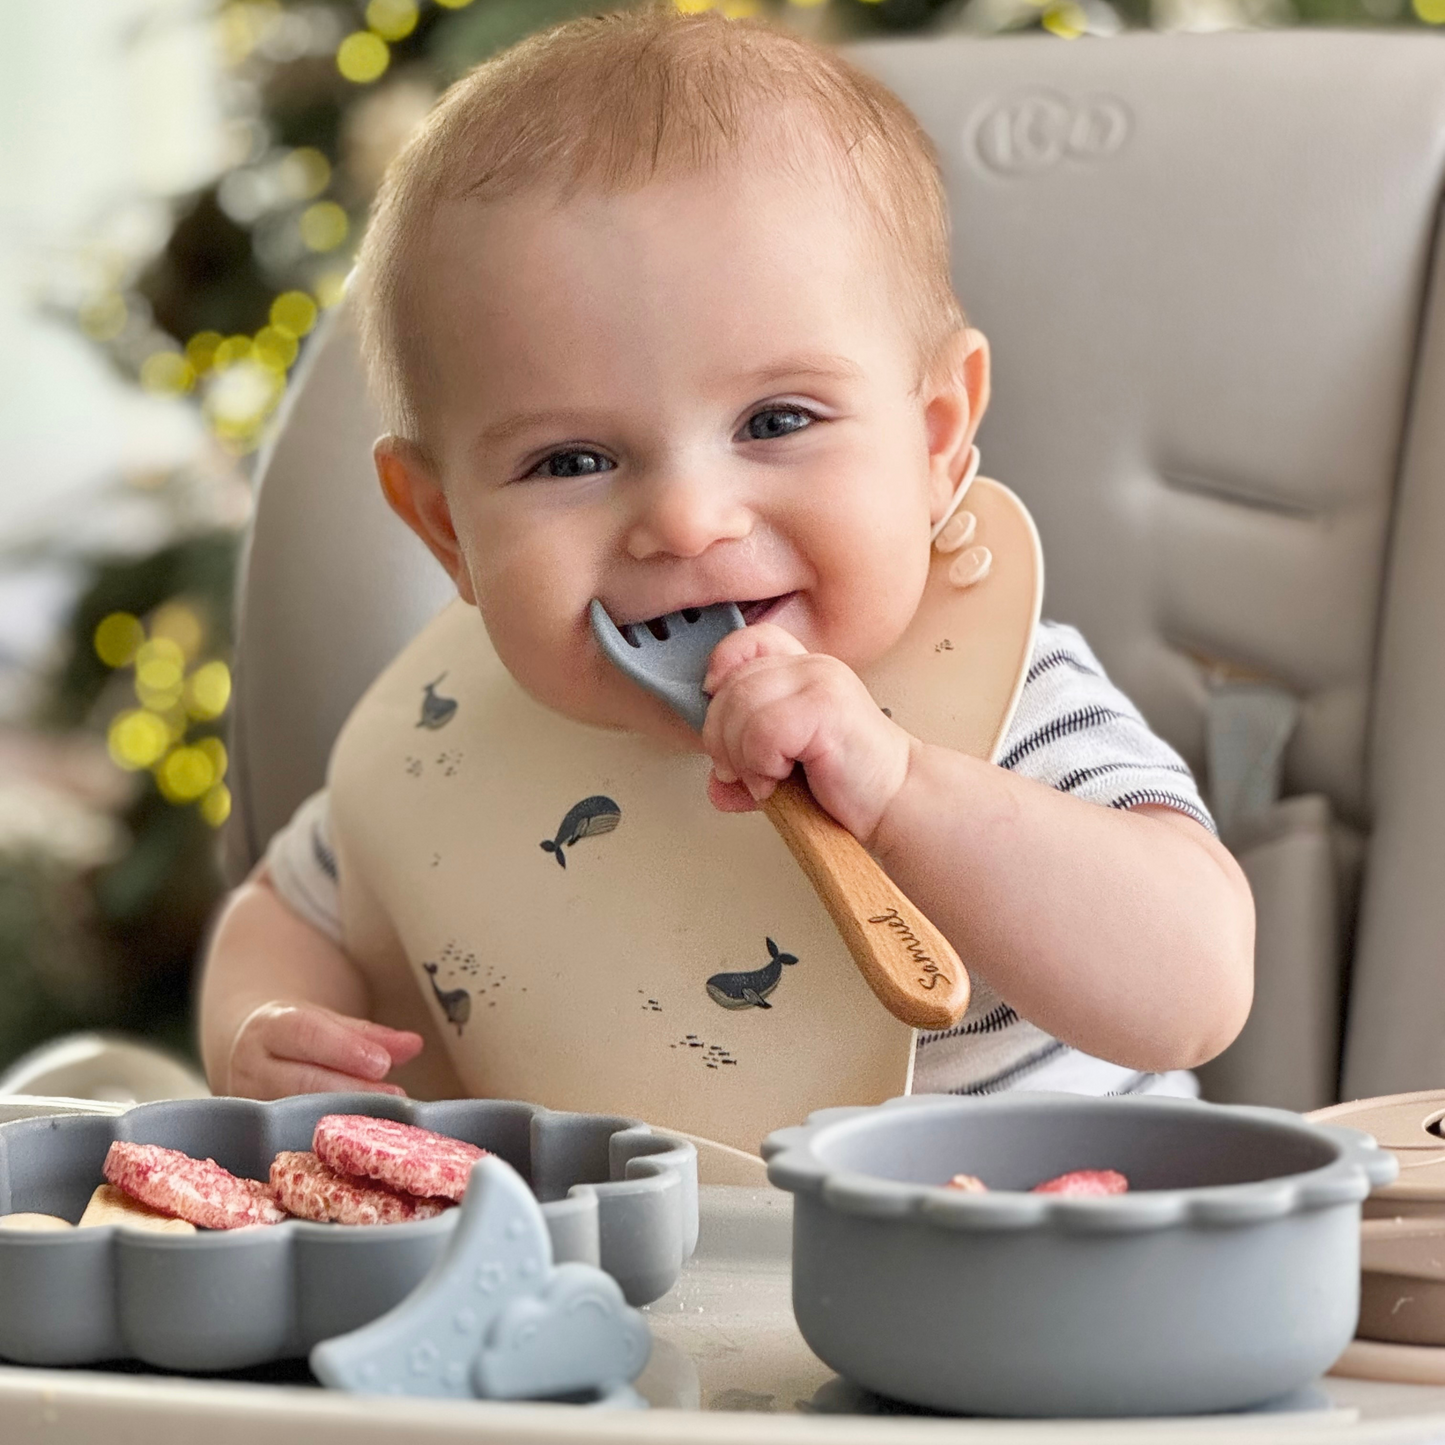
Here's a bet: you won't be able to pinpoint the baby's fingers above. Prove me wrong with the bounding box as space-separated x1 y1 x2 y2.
348 1018 425 1068
242 1058 407 1103
703 622 806 695
246 1004 396 1082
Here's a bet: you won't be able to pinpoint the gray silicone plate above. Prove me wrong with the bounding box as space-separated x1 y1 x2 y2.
763 1093 1399 1418
0 1093 696 1373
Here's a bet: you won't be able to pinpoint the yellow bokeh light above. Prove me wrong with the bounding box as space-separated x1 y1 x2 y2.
94 613 144 669
196 736 229 780
214 334 253 369
721 0 761 13
135 637 185 709
300 201 350 253
1415 0 1445 20
186 330 224 374
314 270 350 309
367 0 418 40
277 147 331 202
253 325 300 371
157 746 217 803
150 602 205 661
337 31 390 83
1041 0 1087 34
108 709 171 772
140 351 195 395
185 660 233 721
270 290 318 338
674 0 714 10
434 0 476 8
80 294 127 342
201 782 233 828
786 0 829 7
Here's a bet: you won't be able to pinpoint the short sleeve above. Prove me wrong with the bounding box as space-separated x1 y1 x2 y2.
997 621 1215 834
262 788 343 943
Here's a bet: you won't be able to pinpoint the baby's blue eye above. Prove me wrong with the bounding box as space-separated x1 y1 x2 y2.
532 450 614 479
743 407 813 441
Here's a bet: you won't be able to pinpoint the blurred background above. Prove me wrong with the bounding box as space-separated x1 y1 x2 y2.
0 0 1432 1080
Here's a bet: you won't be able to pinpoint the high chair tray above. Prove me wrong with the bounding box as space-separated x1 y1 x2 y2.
3 1100 1445 1443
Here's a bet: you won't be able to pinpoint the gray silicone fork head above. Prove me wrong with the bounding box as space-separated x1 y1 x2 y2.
589 599 745 732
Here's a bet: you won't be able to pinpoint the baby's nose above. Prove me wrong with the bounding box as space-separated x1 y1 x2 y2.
624 468 752 561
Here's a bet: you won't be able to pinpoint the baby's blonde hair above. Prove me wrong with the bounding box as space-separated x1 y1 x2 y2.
353 4 965 442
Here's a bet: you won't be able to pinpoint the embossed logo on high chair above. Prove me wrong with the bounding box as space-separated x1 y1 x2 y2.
971 90 1132 176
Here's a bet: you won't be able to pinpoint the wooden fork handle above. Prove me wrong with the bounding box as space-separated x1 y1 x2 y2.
761 774 970 1031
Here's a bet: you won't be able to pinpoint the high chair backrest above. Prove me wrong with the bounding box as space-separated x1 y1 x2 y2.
229 31 1445 1110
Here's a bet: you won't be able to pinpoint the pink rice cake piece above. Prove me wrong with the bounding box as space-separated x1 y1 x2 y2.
103 1141 286 1229
313 1115 489 1202
1032 1169 1130 1197
271 1151 452 1226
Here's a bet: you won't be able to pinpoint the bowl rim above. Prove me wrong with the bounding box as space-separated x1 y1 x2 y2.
761 1092 1398 1233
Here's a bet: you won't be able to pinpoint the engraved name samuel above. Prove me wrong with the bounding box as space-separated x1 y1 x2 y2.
867 908 951 989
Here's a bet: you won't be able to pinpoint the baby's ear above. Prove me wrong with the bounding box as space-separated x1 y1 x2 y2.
923 327 991 523
374 436 477 605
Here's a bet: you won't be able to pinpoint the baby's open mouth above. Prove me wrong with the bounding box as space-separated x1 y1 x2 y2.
737 594 790 626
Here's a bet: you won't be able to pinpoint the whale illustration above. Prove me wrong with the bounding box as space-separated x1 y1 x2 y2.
540 795 621 868
423 962 471 1034
706 938 798 1010
416 674 459 730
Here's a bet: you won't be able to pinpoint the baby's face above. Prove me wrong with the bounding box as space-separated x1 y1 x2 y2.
384 161 982 743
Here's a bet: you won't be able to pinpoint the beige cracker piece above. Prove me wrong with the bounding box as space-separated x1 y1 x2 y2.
330 478 1041 1171
79 1183 197 1234
0 1213 73 1232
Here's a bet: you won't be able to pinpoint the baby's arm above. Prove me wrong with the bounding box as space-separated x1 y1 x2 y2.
702 625 1254 1073
198 868 424 1098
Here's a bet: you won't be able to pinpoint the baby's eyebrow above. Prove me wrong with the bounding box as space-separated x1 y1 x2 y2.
738 353 865 389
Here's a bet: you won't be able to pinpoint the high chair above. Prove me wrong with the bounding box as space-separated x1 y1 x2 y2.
6 26 1445 1445
227 29 1445 1117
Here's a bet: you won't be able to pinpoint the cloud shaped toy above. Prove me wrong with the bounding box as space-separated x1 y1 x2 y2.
473 1263 651 1399
311 1155 652 1404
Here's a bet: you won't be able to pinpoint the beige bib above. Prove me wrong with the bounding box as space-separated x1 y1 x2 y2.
329 478 1041 1172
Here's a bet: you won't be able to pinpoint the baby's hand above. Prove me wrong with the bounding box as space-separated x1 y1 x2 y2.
701 623 912 846
225 1002 424 1101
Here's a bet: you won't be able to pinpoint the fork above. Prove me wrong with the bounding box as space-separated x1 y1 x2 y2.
590 600 970 1031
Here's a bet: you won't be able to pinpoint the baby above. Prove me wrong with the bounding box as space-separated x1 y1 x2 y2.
199 6 1253 1137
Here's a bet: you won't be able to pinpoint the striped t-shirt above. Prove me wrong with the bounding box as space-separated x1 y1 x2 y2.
266 620 1212 1101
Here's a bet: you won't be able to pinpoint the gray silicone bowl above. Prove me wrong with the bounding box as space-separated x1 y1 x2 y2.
762 1093 1397 1418
0 1093 696 1372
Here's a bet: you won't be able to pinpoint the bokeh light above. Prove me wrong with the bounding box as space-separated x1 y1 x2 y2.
337 30 390 83
253 325 300 371
93 613 145 669
185 661 233 722
1415 0 1445 20
150 602 206 661
434 0 477 8
200 784 233 829
196 737 229 780
107 710 171 772
300 201 350 252
140 351 196 395
277 147 332 202
367 0 419 41
156 746 217 804
270 290 318 337
186 331 224 374
315 270 350 309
